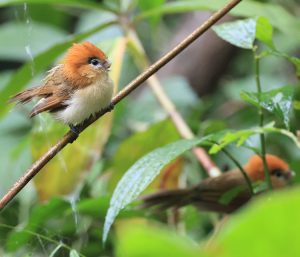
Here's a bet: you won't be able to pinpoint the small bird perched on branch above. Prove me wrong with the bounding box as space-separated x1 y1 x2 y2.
141 154 294 213
9 42 113 133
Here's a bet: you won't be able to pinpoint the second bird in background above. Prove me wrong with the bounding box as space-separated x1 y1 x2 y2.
141 154 294 213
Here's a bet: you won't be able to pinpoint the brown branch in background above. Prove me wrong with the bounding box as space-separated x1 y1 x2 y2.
0 0 242 211
126 29 221 177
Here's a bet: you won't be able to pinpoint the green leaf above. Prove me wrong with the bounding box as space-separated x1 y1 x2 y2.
0 0 113 12
256 16 274 49
103 136 211 242
213 18 256 49
0 21 67 61
0 20 116 117
285 56 300 78
115 223 203 257
6 198 69 251
108 120 181 189
209 188 300 257
240 86 294 128
135 0 300 42
139 0 165 28
209 124 300 154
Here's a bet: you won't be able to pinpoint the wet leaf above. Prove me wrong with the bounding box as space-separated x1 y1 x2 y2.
108 119 181 189
213 18 256 49
103 136 211 242
240 86 294 128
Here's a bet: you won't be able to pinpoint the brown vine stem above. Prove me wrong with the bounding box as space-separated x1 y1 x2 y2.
127 29 221 177
0 0 242 211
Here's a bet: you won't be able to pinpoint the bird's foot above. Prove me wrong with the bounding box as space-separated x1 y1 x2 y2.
69 124 80 138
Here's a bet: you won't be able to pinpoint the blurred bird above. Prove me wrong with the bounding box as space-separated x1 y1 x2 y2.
9 42 113 133
141 154 294 213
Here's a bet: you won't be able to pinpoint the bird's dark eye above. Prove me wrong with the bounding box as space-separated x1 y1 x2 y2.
89 57 101 66
271 169 283 178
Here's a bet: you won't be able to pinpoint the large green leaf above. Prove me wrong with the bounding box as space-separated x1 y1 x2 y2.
240 86 294 128
103 136 211 242
0 20 116 117
115 223 203 257
108 120 181 189
213 18 256 49
0 0 113 12
207 187 300 257
0 21 67 61
135 0 300 41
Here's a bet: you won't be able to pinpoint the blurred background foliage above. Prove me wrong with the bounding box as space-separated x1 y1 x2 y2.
0 0 299 256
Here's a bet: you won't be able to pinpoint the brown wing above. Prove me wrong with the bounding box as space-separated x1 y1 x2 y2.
10 65 73 117
29 95 69 117
189 171 252 213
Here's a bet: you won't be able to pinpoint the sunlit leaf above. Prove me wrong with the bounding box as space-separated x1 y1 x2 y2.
207 188 300 257
103 136 212 242
240 86 294 128
213 19 256 49
256 16 274 49
115 223 202 257
209 123 300 154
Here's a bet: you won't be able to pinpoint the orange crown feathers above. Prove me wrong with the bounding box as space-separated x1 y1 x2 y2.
245 154 289 181
63 42 107 66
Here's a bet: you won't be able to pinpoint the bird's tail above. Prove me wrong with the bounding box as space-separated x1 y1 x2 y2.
8 87 41 104
139 188 192 210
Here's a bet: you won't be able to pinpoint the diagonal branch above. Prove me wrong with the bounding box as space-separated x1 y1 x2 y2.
0 0 242 211
126 29 221 177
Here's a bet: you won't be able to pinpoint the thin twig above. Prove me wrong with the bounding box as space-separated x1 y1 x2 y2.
0 0 242 211
254 51 272 190
220 147 254 195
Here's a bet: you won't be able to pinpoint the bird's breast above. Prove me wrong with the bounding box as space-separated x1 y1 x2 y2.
54 75 113 125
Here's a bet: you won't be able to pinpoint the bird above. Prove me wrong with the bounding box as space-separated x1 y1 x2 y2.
9 42 114 134
140 154 294 214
